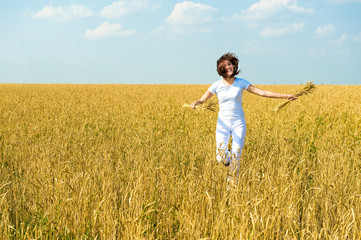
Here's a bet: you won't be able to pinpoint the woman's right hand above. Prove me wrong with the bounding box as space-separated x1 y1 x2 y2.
190 100 201 109
190 91 214 109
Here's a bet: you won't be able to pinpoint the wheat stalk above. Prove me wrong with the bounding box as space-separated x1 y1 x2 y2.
273 81 316 112
183 99 217 112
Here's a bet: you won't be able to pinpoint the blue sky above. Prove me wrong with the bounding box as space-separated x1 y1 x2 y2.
1 0 361 84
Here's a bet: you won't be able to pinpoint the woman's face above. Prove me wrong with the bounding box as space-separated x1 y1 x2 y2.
221 60 234 78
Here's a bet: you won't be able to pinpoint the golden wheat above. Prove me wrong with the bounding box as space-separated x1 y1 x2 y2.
0 84 360 239
183 99 217 112
273 81 316 112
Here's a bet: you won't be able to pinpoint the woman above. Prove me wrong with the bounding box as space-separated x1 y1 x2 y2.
190 52 297 182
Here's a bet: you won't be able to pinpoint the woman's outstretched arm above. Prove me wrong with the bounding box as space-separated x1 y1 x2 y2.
190 91 214 109
247 85 298 101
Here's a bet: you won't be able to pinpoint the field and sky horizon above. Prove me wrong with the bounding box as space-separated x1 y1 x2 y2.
1 1 361 238
1 0 361 85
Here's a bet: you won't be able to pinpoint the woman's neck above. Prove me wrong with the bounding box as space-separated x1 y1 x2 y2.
223 77 235 86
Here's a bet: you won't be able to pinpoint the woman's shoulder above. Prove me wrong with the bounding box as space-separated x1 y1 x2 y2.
236 77 251 83
235 77 246 82
235 77 251 88
210 79 223 86
208 79 222 93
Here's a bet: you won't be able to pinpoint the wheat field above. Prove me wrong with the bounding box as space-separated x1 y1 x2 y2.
0 84 360 239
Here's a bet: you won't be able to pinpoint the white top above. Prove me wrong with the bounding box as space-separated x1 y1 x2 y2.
208 77 251 120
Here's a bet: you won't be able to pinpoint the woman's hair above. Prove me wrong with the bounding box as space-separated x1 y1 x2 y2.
216 52 240 78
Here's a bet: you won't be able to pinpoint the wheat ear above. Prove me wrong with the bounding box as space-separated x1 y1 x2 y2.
183 99 217 112
273 81 316 112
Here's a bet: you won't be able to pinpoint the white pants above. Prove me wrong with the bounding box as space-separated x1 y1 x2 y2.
216 117 246 175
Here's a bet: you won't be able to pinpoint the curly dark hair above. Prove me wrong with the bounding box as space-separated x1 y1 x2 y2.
216 52 240 78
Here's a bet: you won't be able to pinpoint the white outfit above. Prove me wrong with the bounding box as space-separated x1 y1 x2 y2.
208 77 251 174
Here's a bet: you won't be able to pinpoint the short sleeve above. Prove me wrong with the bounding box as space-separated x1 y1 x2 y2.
208 81 218 94
242 79 251 90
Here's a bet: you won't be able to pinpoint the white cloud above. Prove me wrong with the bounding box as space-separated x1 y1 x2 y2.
100 0 151 18
35 5 93 21
260 22 304 37
327 33 348 45
152 1 218 38
326 0 361 3
85 22 135 39
151 24 212 39
314 24 337 37
234 0 313 20
337 34 348 45
166 1 218 25
353 32 361 42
